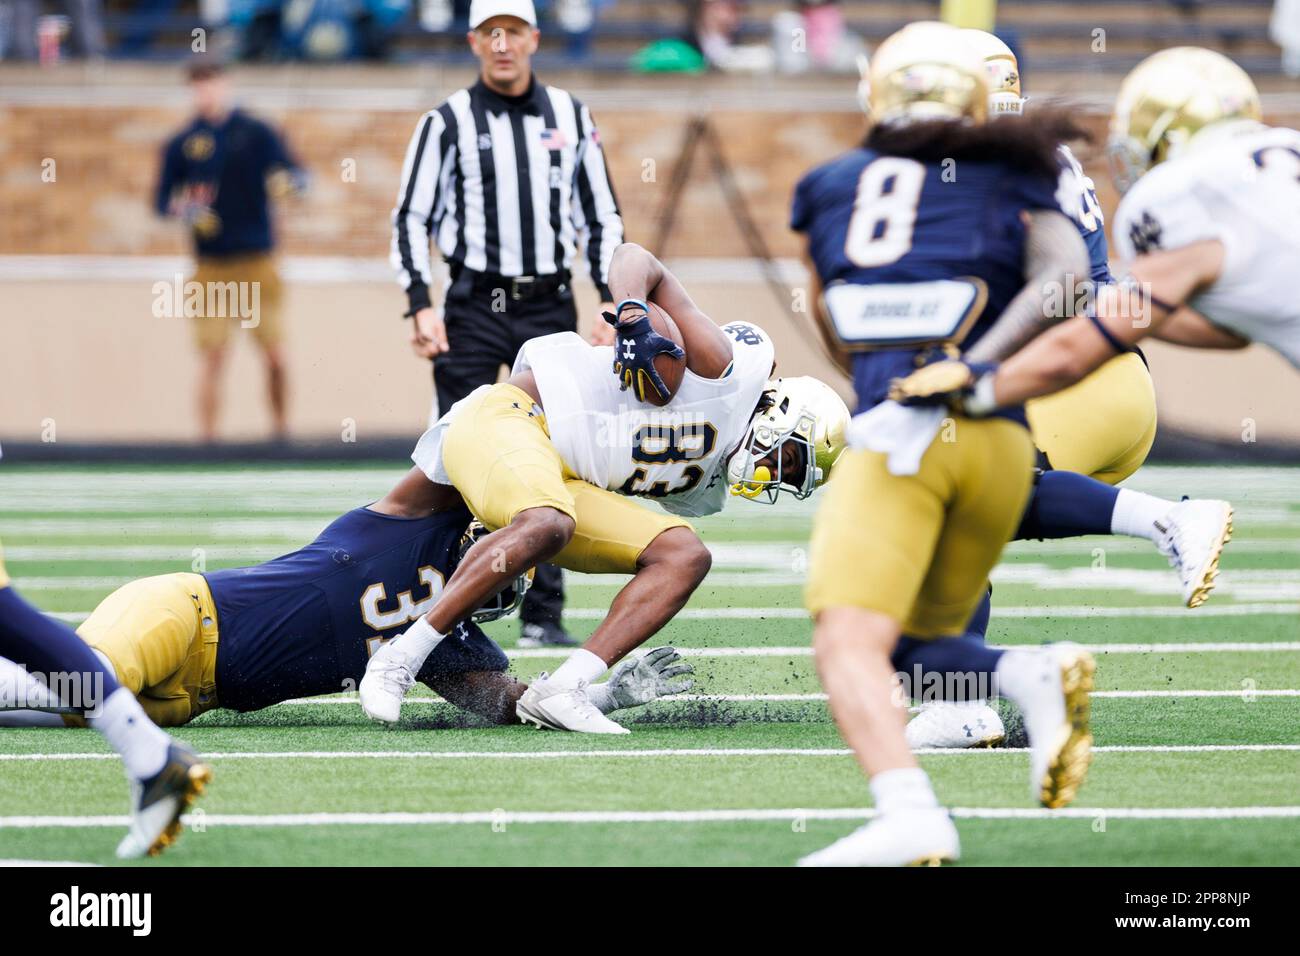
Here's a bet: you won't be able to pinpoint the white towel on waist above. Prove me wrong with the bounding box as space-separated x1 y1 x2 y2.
845 401 946 476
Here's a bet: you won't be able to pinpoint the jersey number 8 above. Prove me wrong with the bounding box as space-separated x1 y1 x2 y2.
844 157 926 268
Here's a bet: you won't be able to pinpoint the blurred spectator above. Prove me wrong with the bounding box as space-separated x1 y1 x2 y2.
773 0 862 73
689 0 774 72
154 57 306 441
226 0 408 61
118 0 181 56
1273 0 1300 77
2 0 105 60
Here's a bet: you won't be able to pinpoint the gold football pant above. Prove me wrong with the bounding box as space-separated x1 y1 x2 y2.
74 572 220 727
1027 351 1156 485
805 417 1036 638
441 383 691 575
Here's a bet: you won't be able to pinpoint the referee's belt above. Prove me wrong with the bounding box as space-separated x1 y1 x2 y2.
462 269 570 301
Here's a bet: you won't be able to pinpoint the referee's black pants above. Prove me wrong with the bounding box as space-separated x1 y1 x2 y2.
433 273 577 628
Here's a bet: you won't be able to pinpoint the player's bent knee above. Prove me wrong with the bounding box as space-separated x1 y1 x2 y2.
640 527 712 585
511 507 576 560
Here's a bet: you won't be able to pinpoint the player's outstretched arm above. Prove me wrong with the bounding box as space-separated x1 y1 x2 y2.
1154 306 1251 350
965 210 1091 363
890 239 1228 413
990 239 1226 407
608 243 734 379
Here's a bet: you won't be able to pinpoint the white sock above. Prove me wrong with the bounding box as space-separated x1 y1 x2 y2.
89 688 171 780
870 767 939 814
547 648 608 689
1110 488 1174 541
995 649 1065 747
994 648 1053 703
390 617 445 663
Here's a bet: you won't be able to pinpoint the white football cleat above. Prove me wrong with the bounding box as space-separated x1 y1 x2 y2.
798 808 959 867
1155 499 1233 608
517 677 631 734
1016 643 1095 809
358 640 419 724
905 702 1005 750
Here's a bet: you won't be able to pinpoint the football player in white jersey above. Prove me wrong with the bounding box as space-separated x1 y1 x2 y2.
359 241 849 732
893 48 1298 423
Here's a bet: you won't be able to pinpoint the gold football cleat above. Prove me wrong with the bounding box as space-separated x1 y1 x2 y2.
1187 509 1233 609
148 761 214 857
1039 648 1095 810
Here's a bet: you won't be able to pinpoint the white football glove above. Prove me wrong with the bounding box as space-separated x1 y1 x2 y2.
588 646 695 713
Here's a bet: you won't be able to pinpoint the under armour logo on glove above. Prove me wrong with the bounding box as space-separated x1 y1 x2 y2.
603 306 684 405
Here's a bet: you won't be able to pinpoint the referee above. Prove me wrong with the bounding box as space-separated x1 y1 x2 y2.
391 0 624 648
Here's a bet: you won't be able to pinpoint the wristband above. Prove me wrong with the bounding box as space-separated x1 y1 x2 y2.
963 369 999 417
616 298 650 319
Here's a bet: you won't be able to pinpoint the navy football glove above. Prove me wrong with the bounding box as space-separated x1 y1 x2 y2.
605 304 684 405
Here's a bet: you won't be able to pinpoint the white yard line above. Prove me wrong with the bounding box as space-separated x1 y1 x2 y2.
263 690 1300 706
1 806 1297 829
3 744 1296 762
33 601 1300 625
508 642 1300 657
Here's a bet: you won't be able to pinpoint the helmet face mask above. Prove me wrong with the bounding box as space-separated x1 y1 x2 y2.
457 520 532 623
728 408 819 504
727 377 850 505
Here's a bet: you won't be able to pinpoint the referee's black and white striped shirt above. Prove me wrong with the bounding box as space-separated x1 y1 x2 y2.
391 77 624 314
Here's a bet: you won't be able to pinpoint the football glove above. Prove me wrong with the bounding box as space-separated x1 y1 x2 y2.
592 646 695 712
605 306 684 405
887 359 1000 416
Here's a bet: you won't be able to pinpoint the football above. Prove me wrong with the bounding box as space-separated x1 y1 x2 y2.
639 302 686 407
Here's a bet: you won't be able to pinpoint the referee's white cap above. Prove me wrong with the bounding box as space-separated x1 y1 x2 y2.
469 0 537 29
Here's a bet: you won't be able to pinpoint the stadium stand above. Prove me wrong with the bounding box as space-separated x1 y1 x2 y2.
31 0 1288 74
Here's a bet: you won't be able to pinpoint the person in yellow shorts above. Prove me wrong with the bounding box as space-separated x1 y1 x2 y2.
791 22 1099 867
154 56 304 442
0 503 693 733
359 242 849 734
0 535 211 858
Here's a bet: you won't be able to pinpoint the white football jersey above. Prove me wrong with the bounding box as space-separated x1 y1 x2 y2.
412 322 775 518
1112 121 1300 368
515 324 775 516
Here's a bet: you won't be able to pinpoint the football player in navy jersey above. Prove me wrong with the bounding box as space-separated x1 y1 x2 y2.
880 29 1235 754
794 21 1098 866
0 478 692 731
959 28 1232 612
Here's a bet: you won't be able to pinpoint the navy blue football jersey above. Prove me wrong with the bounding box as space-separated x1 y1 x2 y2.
792 147 1069 415
1056 145 1111 284
207 505 506 712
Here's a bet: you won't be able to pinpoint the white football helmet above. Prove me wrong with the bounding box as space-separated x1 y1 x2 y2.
726 377 850 504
